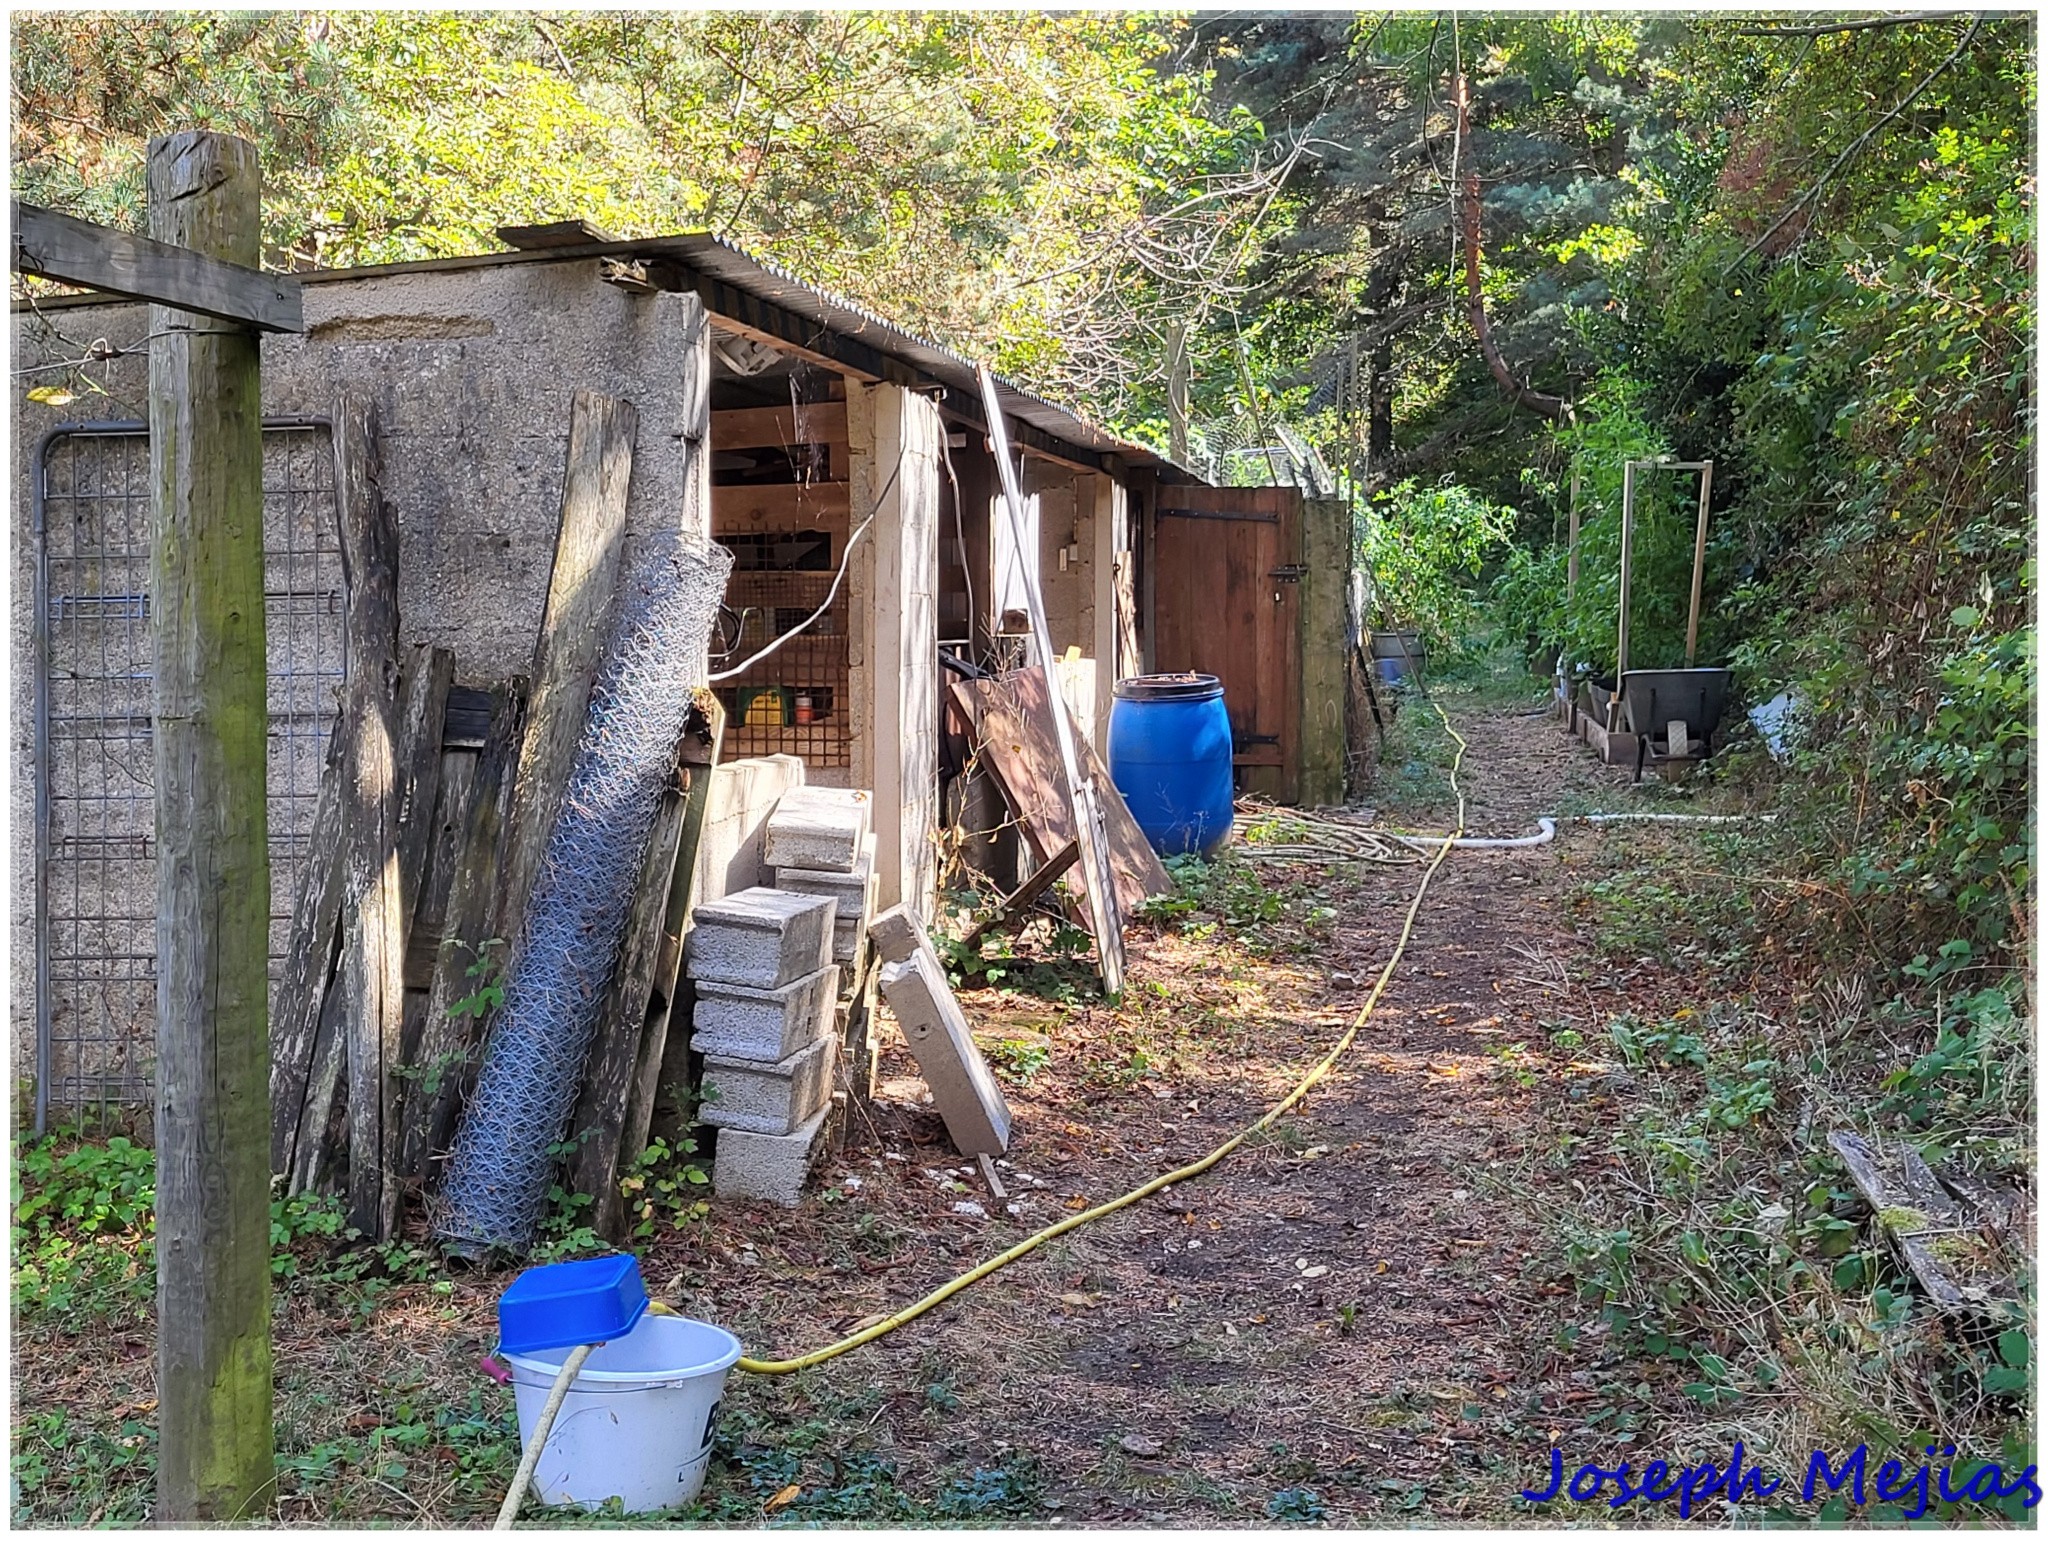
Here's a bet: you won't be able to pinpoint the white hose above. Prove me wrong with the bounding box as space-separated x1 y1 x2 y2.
1388 818 1557 851
1576 812 1769 824
495 1342 595 1529
1384 811 1768 852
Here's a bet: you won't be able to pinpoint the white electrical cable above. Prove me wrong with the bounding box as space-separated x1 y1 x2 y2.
705 454 902 684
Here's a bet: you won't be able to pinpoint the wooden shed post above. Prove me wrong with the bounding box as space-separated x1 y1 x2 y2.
1298 498 1351 807
146 129 276 1522
851 382 943 918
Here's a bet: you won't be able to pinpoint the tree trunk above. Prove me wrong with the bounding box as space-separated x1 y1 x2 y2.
1454 73 1569 421
147 128 276 1523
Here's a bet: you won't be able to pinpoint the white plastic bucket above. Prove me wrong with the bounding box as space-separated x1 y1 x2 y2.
503 1313 742 1513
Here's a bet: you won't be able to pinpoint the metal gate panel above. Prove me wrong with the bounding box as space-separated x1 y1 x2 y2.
32 419 342 1130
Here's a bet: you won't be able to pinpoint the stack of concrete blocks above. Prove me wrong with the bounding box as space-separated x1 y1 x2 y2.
690 887 842 1206
772 801 880 993
871 906 1012 1156
692 754 807 907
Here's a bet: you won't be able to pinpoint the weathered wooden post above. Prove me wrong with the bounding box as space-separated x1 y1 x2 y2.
147 129 276 1522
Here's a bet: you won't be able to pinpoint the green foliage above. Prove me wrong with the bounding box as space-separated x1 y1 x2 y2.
934 1461 1042 1518
11 12 1272 422
1267 1485 1326 1522
1359 478 1517 658
618 1134 711 1240
444 937 508 1022
10 1129 451 1324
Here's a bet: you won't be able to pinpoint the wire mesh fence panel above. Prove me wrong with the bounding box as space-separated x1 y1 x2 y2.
711 501 852 770
33 421 342 1129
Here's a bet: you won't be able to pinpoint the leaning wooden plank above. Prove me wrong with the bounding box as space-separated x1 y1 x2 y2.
12 199 304 332
617 700 725 1198
567 743 693 1241
397 679 524 1185
1828 1130 2014 1314
392 649 455 948
491 390 638 944
287 929 347 1196
332 393 407 1241
950 667 1171 920
977 369 1124 996
404 750 477 994
271 718 347 1176
961 840 1080 950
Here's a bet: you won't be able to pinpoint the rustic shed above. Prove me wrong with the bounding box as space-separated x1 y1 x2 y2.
10 222 1348 1123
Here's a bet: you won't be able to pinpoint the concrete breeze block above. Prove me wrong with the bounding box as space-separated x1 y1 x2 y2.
868 902 928 965
690 964 839 1063
878 949 1012 1155
700 1031 838 1136
776 832 878 965
685 887 835 989
763 786 872 873
712 1092 846 1207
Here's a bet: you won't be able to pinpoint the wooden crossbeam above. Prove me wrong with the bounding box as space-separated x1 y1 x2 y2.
713 402 849 451
13 200 303 332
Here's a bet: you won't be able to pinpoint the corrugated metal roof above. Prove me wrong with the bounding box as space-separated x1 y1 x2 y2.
14 219 1195 478
675 232 1189 477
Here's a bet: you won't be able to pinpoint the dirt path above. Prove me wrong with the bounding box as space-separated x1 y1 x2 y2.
15 698 1661 1527
664 699 1644 1525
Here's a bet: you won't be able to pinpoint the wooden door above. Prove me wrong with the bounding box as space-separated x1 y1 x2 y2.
1149 485 1302 802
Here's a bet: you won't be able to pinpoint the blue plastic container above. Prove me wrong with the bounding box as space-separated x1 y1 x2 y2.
498 1253 649 1355
1108 673 1234 858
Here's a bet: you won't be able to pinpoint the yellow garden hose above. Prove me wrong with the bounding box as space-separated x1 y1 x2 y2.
710 698 1471 1377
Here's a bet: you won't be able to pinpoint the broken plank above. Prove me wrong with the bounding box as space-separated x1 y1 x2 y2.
287 946 348 1197
396 679 524 1185
1828 1130 2014 1314
271 716 346 1176
493 389 637 944
332 392 407 1241
950 666 1171 921
960 840 1079 949
977 1152 1007 1201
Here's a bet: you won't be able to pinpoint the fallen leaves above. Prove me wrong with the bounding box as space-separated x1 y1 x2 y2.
764 1484 801 1514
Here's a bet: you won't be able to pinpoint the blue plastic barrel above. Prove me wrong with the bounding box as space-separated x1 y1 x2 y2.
1108 673 1234 858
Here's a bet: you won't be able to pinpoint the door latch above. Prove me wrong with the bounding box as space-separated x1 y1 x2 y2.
1268 565 1307 582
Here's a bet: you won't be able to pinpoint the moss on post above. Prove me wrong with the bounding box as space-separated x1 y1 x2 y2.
147 128 276 1522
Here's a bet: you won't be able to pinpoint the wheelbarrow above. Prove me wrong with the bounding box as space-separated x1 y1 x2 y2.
1619 668 1733 782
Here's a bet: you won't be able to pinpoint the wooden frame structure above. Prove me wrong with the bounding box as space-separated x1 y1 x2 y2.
12 137 307 1524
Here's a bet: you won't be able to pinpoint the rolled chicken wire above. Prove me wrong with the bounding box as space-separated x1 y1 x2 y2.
435 540 733 1258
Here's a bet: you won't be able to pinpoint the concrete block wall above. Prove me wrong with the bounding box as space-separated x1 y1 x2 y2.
10 264 713 1083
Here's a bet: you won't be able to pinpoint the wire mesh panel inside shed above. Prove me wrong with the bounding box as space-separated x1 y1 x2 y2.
33 422 343 1128
710 481 852 771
